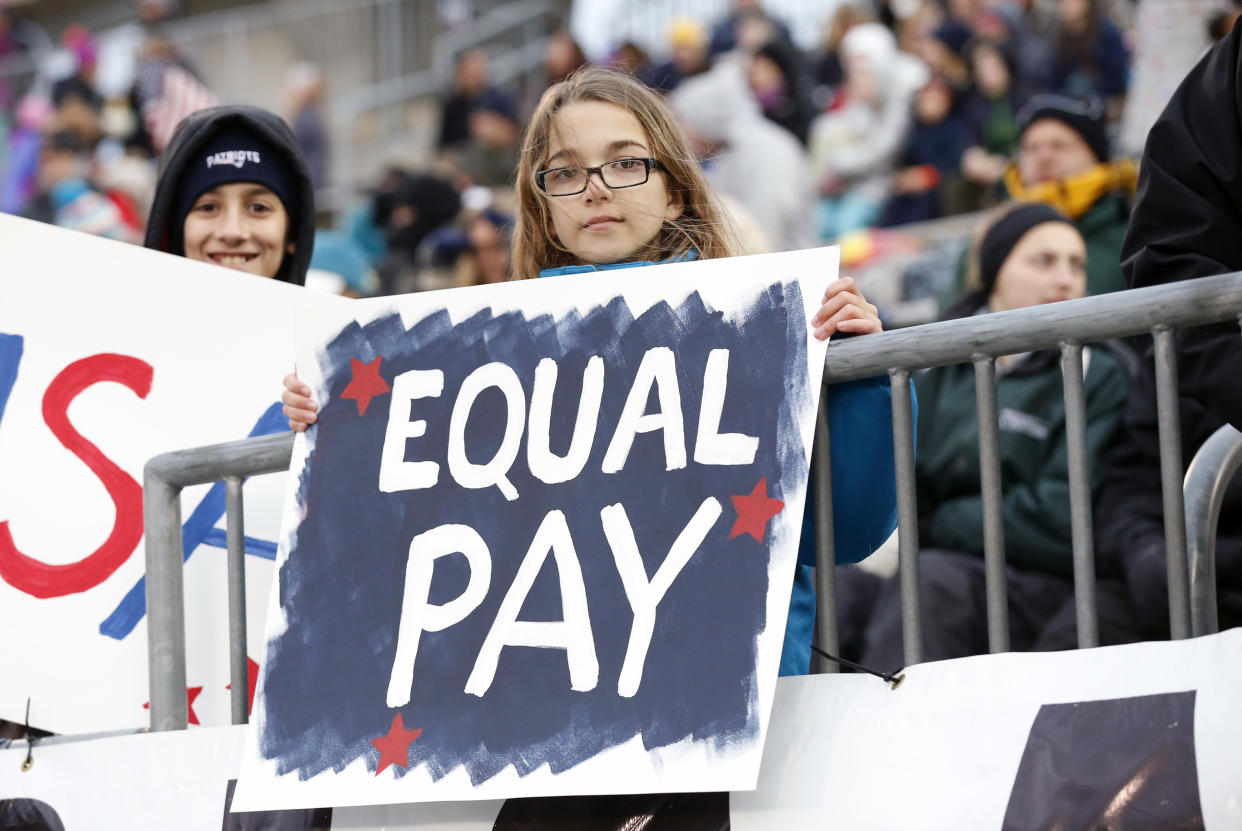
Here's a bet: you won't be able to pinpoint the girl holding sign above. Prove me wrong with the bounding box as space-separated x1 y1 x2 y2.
283 67 899 676
144 105 317 285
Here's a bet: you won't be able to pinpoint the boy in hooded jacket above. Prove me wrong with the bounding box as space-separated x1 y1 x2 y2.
144 104 316 285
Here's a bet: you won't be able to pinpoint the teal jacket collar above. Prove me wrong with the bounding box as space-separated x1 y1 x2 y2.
537 249 698 278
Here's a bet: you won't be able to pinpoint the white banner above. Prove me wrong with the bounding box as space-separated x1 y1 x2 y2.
3 631 1240 829
0 215 341 734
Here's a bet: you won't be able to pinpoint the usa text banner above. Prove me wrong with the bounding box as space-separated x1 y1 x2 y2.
0 214 341 734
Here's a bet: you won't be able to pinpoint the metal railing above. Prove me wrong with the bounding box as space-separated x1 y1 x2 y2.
144 272 1242 729
1184 424 1242 637
144 432 294 732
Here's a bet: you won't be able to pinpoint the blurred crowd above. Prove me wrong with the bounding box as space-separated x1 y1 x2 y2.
3 0 1242 677
0 0 1183 297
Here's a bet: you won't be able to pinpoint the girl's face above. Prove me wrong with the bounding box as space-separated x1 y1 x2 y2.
990 222 1087 312
542 100 683 265
182 182 293 278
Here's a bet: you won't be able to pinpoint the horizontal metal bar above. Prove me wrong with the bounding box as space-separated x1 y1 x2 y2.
823 273 1242 383
145 432 296 490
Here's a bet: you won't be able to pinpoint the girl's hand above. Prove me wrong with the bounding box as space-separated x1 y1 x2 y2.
812 276 882 341
282 372 318 432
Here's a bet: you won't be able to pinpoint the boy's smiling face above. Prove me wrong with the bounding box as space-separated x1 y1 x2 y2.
182 182 293 278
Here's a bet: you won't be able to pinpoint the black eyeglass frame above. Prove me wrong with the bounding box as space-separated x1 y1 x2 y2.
535 157 663 196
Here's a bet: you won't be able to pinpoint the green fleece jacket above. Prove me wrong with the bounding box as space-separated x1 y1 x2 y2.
1077 191 1130 297
914 344 1129 576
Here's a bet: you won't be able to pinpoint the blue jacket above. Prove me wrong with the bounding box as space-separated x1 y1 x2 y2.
540 258 902 676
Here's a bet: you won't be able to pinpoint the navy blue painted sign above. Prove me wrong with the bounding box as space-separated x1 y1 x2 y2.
246 262 829 805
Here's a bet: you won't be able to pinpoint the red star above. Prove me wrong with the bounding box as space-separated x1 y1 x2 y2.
341 356 391 416
143 685 203 725
370 713 423 776
729 477 785 543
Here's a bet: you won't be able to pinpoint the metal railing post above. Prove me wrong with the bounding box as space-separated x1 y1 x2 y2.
972 355 1009 654
144 472 188 733
1153 327 1191 639
890 369 922 667
225 476 250 725
144 432 295 732
812 387 837 673
1184 424 1242 637
1060 342 1098 648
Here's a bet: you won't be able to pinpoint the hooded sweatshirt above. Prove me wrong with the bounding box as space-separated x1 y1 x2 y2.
143 105 316 286
670 57 819 253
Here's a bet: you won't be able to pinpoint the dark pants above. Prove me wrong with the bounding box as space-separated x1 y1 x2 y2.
836 550 1075 672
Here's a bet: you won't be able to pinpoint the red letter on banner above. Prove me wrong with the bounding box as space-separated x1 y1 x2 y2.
0 354 153 598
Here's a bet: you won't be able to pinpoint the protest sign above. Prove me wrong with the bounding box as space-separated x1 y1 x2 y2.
6 630 1241 829
0 214 339 734
232 248 838 808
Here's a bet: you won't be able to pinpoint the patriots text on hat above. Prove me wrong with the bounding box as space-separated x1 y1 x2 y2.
206 149 262 169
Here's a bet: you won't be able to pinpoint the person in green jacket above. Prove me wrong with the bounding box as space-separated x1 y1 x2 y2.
1001 94 1136 297
840 202 1130 670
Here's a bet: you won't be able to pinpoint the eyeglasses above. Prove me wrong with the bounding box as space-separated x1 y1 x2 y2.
535 157 662 196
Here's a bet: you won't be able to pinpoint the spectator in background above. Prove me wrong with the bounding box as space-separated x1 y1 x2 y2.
51 24 103 117
609 40 652 79
643 18 712 93
545 31 588 87
809 4 873 106
457 89 521 189
839 203 1130 670
286 63 329 194
438 48 493 151
708 0 793 56
916 20 973 101
26 130 138 242
671 56 817 253
1051 0 1129 109
129 11 219 156
956 37 1025 212
747 38 814 144
454 208 513 286
0 7 28 112
373 169 460 293
879 76 969 226
1 94 53 216
988 0 1058 95
808 22 927 240
1003 94 1135 295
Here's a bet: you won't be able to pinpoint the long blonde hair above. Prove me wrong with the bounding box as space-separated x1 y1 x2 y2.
512 66 737 279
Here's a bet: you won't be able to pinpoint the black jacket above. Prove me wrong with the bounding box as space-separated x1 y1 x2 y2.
1120 18 1242 430
143 105 316 285
1110 20 1242 627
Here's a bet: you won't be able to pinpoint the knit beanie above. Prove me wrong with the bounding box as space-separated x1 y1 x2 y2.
978 203 1074 295
1016 94 1110 163
172 127 299 247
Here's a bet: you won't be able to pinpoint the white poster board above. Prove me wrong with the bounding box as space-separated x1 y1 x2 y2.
0 214 341 734
234 249 837 808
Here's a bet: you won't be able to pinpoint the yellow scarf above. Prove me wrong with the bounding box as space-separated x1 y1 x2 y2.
1003 159 1137 220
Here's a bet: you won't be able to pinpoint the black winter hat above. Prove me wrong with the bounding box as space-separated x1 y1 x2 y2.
1016 94 1110 163
978 203 1075 295
172 127 301 235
